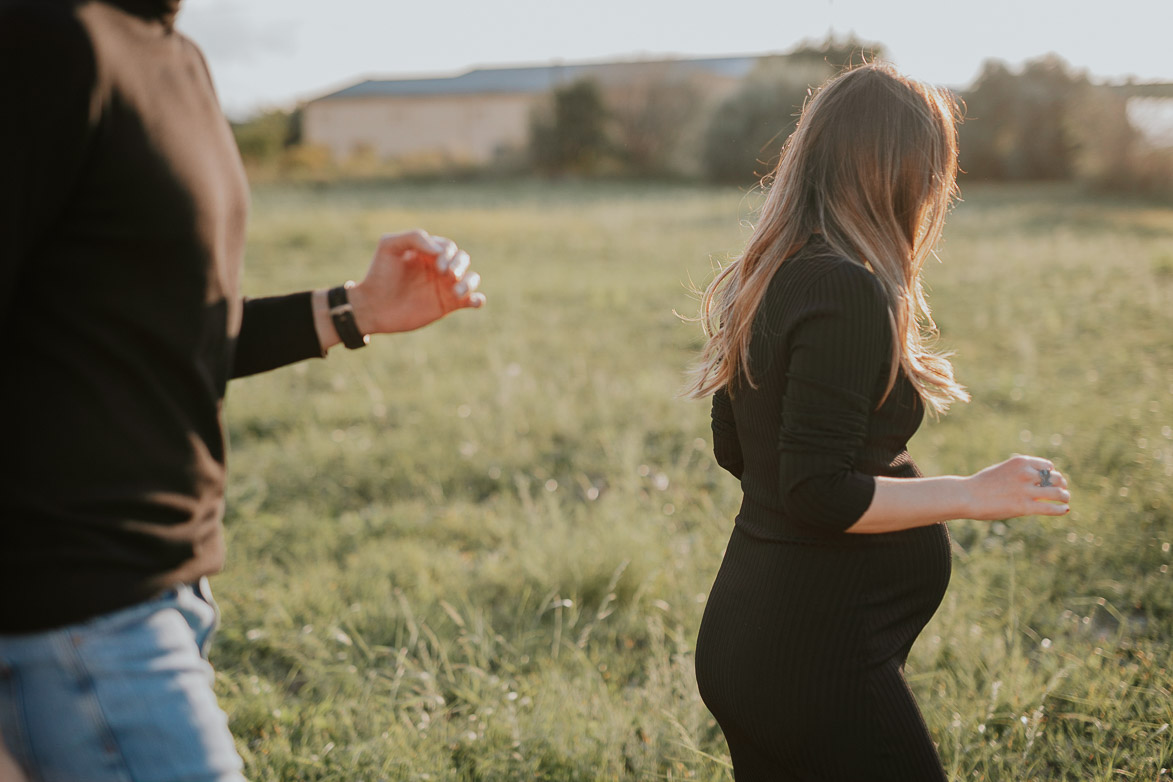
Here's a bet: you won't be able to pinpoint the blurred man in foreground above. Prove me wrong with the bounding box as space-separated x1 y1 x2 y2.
0 1 484 778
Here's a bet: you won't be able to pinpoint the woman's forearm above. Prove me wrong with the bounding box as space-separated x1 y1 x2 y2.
846 475 973 533
846 455 1071 534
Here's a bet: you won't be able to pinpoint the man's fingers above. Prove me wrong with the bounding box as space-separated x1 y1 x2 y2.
453 271 481 298
448 250 471 279
379 231 470 278
382 229 443 256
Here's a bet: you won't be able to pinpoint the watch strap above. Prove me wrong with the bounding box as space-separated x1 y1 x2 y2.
327 282 369 350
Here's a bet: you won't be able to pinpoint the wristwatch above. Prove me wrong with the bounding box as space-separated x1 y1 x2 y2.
327 281 369 349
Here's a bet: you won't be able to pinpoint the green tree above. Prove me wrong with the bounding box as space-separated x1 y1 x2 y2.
231 107 301 166
960 54 1087 180
611 76 704 177
1067 84 1141 190
701 37 887 183
530 79 610 175
701 65 809 184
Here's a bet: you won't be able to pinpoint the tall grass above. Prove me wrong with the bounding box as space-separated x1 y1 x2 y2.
217 180 1173 781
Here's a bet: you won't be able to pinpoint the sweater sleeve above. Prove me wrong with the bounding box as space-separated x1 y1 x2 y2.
231 292 325 378
711 387 744 479
0 5 96 316
776 262 890 531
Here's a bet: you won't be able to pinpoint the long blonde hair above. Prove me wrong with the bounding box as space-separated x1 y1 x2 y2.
686 63 969 415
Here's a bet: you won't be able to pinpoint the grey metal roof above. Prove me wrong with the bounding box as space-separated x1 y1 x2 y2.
313 56 760 101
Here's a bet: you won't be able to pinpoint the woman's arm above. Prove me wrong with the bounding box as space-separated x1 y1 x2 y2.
847 455 1071 534
773 260 1072 533
775 263 894 528
711 387 744 479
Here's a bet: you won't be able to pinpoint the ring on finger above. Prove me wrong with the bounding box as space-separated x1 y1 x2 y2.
1037 468 1053 487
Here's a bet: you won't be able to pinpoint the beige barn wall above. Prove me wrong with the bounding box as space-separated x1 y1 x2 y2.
300 60 790 170
303 93 538 164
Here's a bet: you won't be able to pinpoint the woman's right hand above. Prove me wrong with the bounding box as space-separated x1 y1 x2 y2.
964 455 1070 520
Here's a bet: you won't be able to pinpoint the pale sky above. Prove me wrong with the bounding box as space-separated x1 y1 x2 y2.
175 0 1171 118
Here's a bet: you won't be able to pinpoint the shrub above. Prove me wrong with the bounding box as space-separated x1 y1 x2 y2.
529 79 610 175
700 37 886 184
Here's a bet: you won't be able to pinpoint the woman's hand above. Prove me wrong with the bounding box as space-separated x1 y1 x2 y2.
349 230 484 335
963 455 1070 520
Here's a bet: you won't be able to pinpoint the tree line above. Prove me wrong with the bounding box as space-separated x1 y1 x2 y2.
233 40 1171 196
529 43 1170 196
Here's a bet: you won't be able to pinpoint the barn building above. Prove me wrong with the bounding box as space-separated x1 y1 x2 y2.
301 55 773 165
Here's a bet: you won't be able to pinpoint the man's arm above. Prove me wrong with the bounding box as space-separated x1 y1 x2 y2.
232 230 484 378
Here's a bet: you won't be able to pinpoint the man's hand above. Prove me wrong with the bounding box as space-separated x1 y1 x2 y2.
312 229 484 351
350 230 484 335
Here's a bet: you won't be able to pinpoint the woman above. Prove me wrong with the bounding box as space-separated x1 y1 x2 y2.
688 64 1070 781
0 0 482 779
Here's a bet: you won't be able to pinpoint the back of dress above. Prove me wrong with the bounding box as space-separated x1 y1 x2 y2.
711 241 925 542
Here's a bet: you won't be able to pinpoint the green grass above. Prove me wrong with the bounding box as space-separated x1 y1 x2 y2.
217 180 1173 781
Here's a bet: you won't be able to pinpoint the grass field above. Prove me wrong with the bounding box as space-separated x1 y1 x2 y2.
217 180 1173 781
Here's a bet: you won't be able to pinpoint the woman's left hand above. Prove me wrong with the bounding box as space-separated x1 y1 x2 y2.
348 229 485 335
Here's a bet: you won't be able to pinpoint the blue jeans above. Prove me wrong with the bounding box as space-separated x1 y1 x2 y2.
0 579 246 782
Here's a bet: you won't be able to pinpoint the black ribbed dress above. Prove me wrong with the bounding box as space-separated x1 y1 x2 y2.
694 241 951 781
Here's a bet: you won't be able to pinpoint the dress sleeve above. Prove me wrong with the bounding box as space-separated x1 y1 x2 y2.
231 292 325 378
776 263 891 531
0 6 97 317
711 387 744 479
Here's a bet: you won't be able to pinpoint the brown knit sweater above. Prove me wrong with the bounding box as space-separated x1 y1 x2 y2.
0 0 324 631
